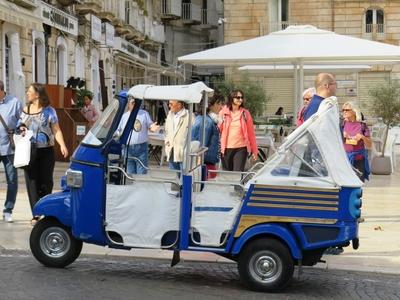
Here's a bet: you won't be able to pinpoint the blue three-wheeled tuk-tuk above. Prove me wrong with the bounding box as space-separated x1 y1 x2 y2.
29 82 362 292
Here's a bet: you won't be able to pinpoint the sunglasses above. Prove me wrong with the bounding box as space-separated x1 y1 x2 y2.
234 96 243 99
342 109 352 112
303 97 312 101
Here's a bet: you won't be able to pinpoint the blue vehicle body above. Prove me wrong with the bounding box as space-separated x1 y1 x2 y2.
32 87 362 272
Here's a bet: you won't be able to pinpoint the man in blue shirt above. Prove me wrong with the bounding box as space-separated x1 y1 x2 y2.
303 73 337 121
0 80 22 222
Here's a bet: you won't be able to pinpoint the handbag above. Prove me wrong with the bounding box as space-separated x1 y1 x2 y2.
13 130 34 168
0 114 15 150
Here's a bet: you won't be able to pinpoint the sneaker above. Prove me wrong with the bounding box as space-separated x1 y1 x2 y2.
3 212 13 223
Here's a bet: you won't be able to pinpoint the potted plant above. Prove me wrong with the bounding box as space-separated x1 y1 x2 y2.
368 80 400 174
75 89 94 108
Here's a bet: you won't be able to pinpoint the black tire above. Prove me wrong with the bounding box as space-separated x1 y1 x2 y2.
30 218 83 268
238 238 294 292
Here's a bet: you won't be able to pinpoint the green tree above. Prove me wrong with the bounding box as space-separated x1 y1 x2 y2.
368 80 400 156
212 73 271 117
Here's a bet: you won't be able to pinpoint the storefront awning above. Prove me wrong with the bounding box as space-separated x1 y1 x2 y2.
0 0 43 32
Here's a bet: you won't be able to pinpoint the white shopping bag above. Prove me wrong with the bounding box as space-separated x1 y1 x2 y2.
13 130 34 168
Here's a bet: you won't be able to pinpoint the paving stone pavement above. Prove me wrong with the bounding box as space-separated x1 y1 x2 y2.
0 149 399 288
0 249 399 300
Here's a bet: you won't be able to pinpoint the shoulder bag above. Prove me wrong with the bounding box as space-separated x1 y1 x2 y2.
0 114 15 150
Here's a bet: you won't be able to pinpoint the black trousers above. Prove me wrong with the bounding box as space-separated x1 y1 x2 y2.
222 147 248 171
24 147 55 214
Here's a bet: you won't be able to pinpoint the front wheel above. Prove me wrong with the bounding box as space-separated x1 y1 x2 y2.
30 218 82 268
238 238 294 292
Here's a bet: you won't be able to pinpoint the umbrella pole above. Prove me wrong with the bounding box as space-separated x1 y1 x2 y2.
294 62 298 121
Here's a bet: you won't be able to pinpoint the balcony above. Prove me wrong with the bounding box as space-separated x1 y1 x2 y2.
9 0 38 9
75 0 102 15
181 2 201 25
56 0 82 6
198 8 217 29
161 0 181 20
124 24 142 41
269 21 296 33
363 23 385 41
98 11 116 23
259 21 298 35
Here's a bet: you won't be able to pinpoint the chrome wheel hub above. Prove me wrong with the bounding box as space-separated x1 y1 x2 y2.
40 227 70 258
249 251 282 283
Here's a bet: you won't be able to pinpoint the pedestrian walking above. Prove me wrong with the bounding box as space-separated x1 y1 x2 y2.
192 92 224 179
219 89 258 172
0 80 22 223
165 100 189 172
342 101 371 182
117 97 159 174
19 83 68 225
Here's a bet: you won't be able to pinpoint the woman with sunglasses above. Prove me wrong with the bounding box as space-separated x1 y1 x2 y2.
219 89 258 171
341 101 372 182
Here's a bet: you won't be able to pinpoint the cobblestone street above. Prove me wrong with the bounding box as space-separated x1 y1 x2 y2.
1 249 399 300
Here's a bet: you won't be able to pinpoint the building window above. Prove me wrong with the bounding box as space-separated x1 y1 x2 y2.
75 45 85 79
125 1 130 24
269 0 289 32
365 8 384 34
5 35 10 93
56 36 68 86
4 31 25 104
33 31 46 84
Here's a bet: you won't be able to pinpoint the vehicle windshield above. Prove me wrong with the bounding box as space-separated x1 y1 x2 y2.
81 99 120 146
269 132 328 177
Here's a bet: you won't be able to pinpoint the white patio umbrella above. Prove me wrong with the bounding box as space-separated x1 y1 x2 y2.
179 25 400 115
238 64 371 75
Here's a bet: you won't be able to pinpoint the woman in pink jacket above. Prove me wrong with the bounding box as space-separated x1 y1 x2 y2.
219 89 258 171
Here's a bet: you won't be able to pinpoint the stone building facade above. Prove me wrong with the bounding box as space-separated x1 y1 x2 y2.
223 0 400 117
0 0 221 112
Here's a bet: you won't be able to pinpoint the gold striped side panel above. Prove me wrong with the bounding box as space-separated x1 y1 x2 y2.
253 184 340 193
251 191 338 199
248 202 338 211
234 215 338 237
249 197 338 205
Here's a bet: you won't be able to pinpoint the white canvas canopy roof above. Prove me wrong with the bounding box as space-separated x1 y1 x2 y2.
127 82 213 104
179 25 400 116
178 25 400 65
249 98 363 189
238 64 371 75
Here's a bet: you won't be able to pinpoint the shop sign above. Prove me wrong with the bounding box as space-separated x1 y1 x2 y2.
76 125 86 136
91 15 102 43
40 1 78 36
103 23 115 47
115 37 150 62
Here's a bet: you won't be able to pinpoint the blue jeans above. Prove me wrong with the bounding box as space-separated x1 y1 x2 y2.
168 161 182 172
0 155 18 213
168 157 182 179
127 142 149 174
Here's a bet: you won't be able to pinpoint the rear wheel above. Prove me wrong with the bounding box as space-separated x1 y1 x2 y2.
30 218 82 268
238 238 294 292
